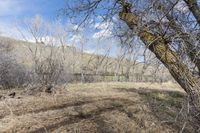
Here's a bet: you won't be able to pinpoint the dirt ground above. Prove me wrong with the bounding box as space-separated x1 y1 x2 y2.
0 82 197 133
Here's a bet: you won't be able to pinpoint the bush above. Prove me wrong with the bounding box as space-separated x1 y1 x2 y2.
34 57 66 86
0 54 29 89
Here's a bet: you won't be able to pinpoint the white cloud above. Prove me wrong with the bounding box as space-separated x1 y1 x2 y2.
93 29 112 40
94 21 111 30
83 49 106 55
174 1 189 13
66 23 84 32
0 22 22 39
70 34 83 43
24 35 66 45
0 21 45 43
0 0 27 39
41 36 56 44
70 24 79 31
84 49 95 54
93 21 113 40
0 0 24 16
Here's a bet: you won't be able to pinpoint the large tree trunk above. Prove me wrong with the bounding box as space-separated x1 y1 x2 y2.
119 3 200 114
165 13 200 75
154 1 200 75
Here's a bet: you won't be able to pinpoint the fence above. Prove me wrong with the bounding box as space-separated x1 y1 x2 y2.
71 73 172 83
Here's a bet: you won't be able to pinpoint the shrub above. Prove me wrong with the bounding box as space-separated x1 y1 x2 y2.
0 54 28 89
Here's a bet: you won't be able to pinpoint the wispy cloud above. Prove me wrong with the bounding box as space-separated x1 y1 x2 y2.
174 1 189 13
0 0 27 39
0 22 20 39
93 21 113 40
93 30 112 40
0 0 25 16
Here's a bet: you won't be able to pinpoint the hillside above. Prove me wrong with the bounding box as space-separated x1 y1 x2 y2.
0 36 172 82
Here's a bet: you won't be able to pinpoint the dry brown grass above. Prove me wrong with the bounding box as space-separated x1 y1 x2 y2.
0 82 196 133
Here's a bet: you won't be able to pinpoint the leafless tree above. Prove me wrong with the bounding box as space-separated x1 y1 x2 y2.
61 0 200 127
70 31 87 82
18 15 70 89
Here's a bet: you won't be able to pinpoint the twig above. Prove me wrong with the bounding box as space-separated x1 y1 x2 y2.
180 121 187 133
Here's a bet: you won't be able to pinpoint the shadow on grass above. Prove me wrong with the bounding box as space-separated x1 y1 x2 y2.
29 97 136 133
114 87 199 132
115 87 185 108
30 87 195 133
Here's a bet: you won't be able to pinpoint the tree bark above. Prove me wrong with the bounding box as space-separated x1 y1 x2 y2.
119 2 200 113
165 13 200 75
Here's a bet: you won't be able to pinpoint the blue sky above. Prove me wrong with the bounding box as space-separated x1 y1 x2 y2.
0 0 65 21
0 0 194 58
0 0 122 57
0 0 150 60
0 0 68 39
0 0 196 62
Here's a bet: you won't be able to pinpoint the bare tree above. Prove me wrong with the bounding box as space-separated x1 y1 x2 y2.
18 15 70 90
70 31 87 82
119 1 200 125
61 0 200 123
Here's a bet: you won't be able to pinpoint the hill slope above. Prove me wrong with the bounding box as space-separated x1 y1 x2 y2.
0 36 172 82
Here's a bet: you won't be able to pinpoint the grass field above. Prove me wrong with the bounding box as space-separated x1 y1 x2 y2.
0 82 196 133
